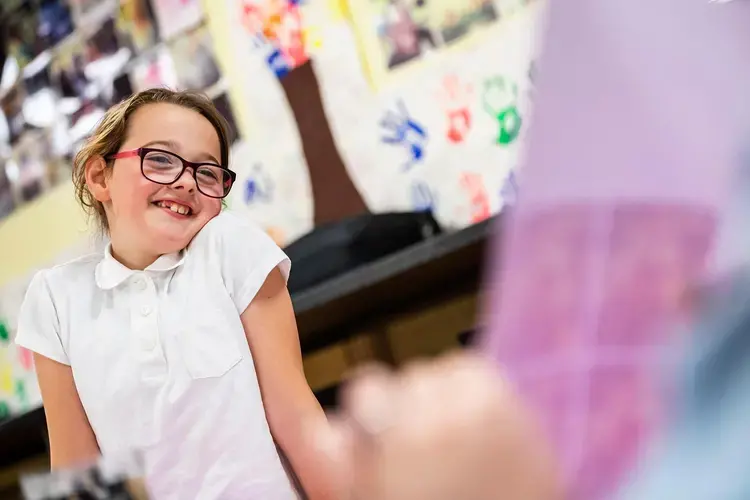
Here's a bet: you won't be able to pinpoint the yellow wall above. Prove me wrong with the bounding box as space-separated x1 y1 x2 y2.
0 0 242 289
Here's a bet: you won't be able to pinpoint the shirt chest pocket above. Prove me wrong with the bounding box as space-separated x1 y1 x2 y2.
178 305 244 379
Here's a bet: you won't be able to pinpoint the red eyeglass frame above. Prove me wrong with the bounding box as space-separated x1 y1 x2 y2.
106 147 237 199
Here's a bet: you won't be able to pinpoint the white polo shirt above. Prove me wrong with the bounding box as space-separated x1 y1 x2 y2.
15 212 300 500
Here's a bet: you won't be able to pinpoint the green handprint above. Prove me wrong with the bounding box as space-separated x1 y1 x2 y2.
482 76 522 146
0 320 9 344
15 380 27 407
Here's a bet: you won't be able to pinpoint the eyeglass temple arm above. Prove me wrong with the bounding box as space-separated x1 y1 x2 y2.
107 149 141 160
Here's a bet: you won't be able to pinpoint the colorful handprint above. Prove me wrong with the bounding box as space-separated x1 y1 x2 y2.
437 74 474 144
412 180 437 213
380 100 428 171
461 172 491 223
240 0 309 76
243 163 275 205
483 76 523 146
0 320 8 343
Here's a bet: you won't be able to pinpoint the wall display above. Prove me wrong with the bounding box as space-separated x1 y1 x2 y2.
0 83 27 145
221 0 542 240
212 92 241 146
225 0 317 241
129 45 178 91
6 0 75 70
239 0 311 77
69 0 119 27
0 237 102 418
169 26 222 91
117 0 160 53
6 130 53 204
150 0 205 41
347 0 529 89
80 17 134 87
0 163 15 220
308 0 541 229
22 56 59 129
227 140 314 245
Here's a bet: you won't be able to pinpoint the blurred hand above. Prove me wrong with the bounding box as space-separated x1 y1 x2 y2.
312 353 562 500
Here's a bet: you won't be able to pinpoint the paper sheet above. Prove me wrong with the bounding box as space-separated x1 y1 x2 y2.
481 0 750 497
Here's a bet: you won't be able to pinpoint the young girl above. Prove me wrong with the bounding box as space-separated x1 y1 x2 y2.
14 87 557 500
15 88 331 499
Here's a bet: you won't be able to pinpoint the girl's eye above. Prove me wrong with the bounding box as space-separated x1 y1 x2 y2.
148 155 174 164
197 167 219 182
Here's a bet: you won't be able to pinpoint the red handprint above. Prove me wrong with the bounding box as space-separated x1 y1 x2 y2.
438 74 474 144
460 172 491 223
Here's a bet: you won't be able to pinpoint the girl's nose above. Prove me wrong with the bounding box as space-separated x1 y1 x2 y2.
171 167 197 192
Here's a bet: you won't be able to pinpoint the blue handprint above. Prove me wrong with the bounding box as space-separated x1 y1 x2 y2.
411 180 437 213
243 164 275 205
266 47 291 79
380 100 428 171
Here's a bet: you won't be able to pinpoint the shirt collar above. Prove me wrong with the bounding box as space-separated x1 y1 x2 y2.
95 243 186 290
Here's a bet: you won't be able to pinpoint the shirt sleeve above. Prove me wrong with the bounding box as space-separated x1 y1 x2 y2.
14 271 69 366
209 211 292 314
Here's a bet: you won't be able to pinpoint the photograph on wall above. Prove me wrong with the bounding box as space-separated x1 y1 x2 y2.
5 130 52 204
169 26 221 91
21 59 59 130
37 0 76 48
1 84 27 145
117 0 160 53
81 17 134 87
150 0 205 41
355 0 498 70
212 93 240 146
346 0 509 88
129 45 178 91
68 0 115 28
0 161 15 220
5 3 44 70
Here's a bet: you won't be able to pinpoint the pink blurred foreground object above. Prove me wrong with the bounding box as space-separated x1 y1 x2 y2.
481 0 750 498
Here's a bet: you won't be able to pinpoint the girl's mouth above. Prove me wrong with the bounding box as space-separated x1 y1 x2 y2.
153 200 193 216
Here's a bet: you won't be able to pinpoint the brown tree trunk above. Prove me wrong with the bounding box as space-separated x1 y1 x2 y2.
279 60 369 226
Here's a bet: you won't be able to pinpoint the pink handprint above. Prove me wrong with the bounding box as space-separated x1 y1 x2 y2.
18 346 33 371
460 172 491 223
438 74 474 144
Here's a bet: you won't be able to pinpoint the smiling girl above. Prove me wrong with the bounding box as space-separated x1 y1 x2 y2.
14 89 331 499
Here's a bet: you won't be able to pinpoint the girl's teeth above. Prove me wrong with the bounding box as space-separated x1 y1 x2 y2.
158 201 190 215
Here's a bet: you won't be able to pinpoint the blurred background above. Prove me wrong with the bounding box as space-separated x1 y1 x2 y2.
0 0 539 496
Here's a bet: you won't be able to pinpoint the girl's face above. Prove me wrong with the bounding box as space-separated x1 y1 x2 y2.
96 103 223 264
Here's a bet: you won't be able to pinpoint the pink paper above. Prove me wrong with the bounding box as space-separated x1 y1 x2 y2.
481 0 750 498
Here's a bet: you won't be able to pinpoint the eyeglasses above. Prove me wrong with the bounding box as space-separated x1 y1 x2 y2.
106 147 236 199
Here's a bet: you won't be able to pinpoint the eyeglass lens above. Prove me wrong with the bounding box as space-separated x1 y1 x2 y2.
142 150 232 198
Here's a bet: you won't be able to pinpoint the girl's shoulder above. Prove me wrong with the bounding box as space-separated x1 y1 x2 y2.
190 211 282 257
31 253 103 298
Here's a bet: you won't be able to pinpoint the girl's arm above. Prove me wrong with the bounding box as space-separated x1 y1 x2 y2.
34 353 100 469
241 268 337 499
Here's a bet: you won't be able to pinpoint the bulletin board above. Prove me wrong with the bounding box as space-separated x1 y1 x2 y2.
223 0 544 237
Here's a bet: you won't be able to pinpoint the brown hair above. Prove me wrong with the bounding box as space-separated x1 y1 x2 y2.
72 88 232 232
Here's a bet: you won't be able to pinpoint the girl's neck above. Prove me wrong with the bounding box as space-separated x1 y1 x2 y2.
110 242 161 271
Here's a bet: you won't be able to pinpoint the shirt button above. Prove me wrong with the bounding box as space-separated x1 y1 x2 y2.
133 277 147 291
140 305 153 317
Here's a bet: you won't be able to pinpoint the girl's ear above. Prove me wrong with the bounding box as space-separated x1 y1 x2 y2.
85 156 112 203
